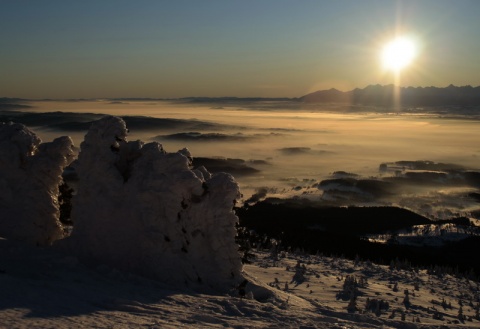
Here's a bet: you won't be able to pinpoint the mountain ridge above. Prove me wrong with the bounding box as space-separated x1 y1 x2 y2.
2 84 480 106
301 84 480 106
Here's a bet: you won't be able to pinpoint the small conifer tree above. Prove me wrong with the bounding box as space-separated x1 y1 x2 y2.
347 291 357 313
403 290 410 308
393 282 399 292
458 305 465 322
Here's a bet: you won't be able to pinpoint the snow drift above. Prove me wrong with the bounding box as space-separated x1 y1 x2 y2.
0 122 75 245
63 116 243 290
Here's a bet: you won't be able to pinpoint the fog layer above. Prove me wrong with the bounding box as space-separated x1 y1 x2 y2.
6 100 480 219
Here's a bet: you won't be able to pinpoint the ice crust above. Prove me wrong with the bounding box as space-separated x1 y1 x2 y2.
0 122 75 245
65 116 243 290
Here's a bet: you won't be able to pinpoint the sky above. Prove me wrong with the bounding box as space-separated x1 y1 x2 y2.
1 0 480 99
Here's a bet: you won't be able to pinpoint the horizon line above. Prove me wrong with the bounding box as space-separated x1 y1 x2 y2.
2 83 480 101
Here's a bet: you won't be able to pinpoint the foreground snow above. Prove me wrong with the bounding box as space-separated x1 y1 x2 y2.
1 238 478 329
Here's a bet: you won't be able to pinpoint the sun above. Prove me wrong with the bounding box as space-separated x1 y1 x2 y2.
381 37 416 72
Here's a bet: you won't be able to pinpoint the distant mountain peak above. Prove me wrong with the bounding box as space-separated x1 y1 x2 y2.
301 84 480 106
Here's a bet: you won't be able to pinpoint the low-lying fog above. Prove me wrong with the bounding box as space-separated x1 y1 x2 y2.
5 99 480 219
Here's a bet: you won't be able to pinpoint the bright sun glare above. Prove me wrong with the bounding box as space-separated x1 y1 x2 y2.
381 37 416 72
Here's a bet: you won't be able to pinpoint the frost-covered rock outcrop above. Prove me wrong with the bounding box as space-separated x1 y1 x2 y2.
0 122 75 245
65 116 243 290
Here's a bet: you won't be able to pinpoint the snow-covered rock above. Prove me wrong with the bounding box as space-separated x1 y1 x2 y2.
0 122 75 245
64 116 243 291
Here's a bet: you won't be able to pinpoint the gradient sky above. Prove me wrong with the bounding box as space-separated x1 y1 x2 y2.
2 0 479 99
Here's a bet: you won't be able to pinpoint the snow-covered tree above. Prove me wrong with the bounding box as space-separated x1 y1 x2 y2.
0 122 75 245
62 116 243 291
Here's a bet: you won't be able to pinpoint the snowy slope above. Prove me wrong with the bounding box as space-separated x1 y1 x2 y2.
1 238 479 329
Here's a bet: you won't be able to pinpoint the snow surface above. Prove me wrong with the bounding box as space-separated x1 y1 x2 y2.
0 122 75 245
367 223 480 247
1 238 479 328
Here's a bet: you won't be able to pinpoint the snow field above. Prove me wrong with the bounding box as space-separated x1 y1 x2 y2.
246 251 480 327
1 240 479 328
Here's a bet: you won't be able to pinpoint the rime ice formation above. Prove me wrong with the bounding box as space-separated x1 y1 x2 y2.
0 122 75 245
66 116 243 290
